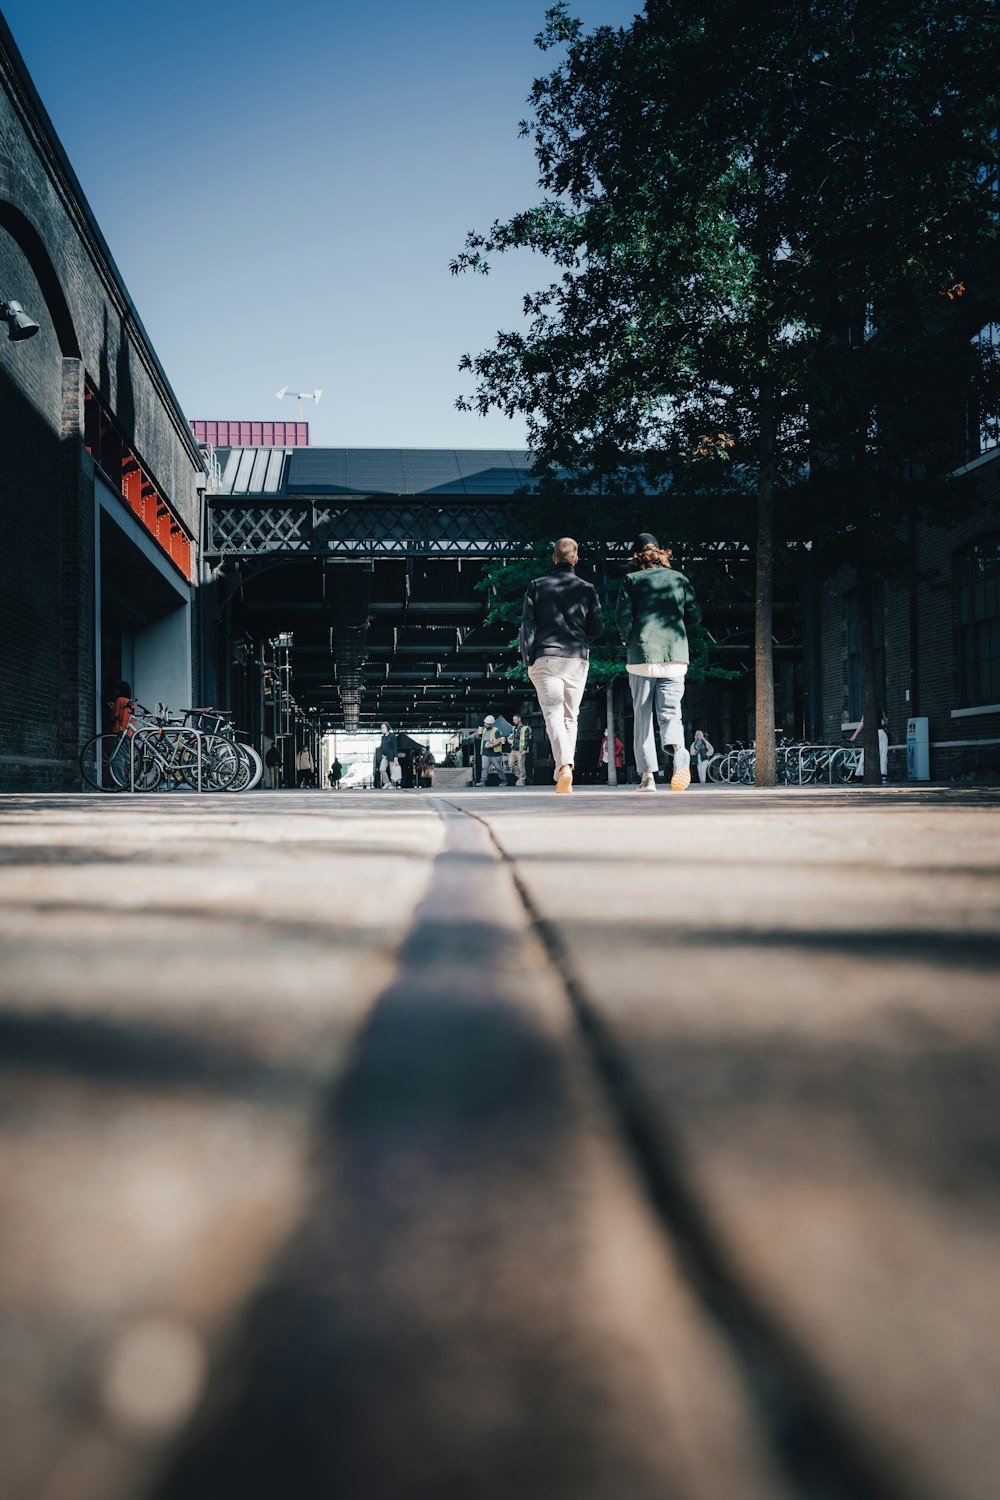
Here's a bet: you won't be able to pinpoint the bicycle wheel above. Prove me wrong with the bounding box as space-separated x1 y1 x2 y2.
223 743 262 793
141 727 197 790
830 748 855 784
707 754 723 782
80 734 126 792
131 737 163 791
200 734 241 791
242 744 264 791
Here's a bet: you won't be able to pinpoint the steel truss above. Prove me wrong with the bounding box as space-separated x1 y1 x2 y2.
205 497 525 558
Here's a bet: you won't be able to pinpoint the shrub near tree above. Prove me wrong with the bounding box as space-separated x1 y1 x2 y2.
453 0 1000 784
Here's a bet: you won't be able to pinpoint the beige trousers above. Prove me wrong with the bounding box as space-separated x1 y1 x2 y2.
528 656 589 775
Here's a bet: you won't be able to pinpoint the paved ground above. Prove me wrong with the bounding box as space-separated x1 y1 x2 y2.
0 784 998 1500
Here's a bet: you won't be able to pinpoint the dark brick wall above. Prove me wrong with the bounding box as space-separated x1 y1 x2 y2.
0 230 68 788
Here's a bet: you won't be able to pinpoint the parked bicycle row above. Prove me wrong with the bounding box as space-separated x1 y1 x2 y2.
80 701 262 793
707 741 862 785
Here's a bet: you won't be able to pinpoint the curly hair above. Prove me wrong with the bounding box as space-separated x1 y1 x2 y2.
630 545 673 570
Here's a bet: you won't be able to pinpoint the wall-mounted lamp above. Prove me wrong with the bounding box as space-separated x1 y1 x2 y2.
1 298 40 342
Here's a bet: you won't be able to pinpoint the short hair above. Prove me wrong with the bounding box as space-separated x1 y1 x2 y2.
553 536 579 563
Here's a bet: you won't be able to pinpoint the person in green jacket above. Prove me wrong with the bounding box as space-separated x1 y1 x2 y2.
616 533 702 793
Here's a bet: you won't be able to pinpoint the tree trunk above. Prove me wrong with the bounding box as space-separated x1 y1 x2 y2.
606 679 617 786
857 570 882 785
754 372 777 786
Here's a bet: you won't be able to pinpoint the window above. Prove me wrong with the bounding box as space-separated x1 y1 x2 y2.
845 583 884 721
970 322 1000 457
956 535 1000 706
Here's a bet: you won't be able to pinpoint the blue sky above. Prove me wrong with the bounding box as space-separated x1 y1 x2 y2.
4 0 638 447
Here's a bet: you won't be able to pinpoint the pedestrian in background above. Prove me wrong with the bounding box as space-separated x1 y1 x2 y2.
376 722 397 788
265 741 281 789
616 532 702 794
296 744 314 788
110 680 134 786
691 729 714 783
508 714 532 787
520 536 604 795
479 716 508 787
328 757 343 789
851 709 890 783
598 728 624 782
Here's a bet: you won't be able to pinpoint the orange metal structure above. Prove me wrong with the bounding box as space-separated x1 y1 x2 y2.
84 382 193 579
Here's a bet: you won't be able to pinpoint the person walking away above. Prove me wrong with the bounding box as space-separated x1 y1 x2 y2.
265 741 281 789
597 729 624 783
850 709 889 783
376 722 397 788
329 756 343 789
422 747 435 788
520 537 604 795
479 716 508 786
508 715 532 787
616 533 702 793
691 729 715 783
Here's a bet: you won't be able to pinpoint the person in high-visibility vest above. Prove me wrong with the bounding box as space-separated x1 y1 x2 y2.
508 714 532 787
478 716 508 786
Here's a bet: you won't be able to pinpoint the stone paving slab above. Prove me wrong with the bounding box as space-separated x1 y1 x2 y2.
455 785 1000 1500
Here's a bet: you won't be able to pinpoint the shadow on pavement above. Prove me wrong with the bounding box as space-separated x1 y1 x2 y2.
147 837 688 1500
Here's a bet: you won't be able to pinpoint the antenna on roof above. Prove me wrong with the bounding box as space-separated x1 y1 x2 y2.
276 387 323 422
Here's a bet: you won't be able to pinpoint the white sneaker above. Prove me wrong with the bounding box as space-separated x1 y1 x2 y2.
636 772 658 793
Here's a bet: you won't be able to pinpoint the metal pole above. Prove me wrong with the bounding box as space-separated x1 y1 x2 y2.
606 680 618 787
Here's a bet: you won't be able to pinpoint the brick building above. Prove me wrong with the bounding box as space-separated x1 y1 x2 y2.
0 16 205 791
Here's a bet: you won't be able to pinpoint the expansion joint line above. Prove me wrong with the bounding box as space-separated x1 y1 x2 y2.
443 798 926 1500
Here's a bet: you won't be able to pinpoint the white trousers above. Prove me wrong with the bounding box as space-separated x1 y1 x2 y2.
696 757 709 783
380 754 392 787
528 656 589 775
855 729 889 778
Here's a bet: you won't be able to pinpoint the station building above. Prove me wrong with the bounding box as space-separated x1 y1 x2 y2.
1 11 997 790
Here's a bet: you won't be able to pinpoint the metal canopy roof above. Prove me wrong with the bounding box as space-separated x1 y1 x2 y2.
214 447 535 498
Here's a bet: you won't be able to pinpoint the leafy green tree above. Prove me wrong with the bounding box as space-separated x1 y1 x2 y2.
454 0 1000 783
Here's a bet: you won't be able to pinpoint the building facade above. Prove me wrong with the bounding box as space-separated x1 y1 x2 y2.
818 436 1000 781
0 17 205 790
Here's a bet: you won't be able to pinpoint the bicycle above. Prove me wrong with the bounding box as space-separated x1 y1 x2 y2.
183 708 263 792
80 703 240 792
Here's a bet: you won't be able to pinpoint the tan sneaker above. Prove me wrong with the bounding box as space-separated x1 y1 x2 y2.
555 765 573 794
670 747 691 792
636 772 658 793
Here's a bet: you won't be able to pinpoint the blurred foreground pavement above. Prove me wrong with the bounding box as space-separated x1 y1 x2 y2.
0 785 998 1500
